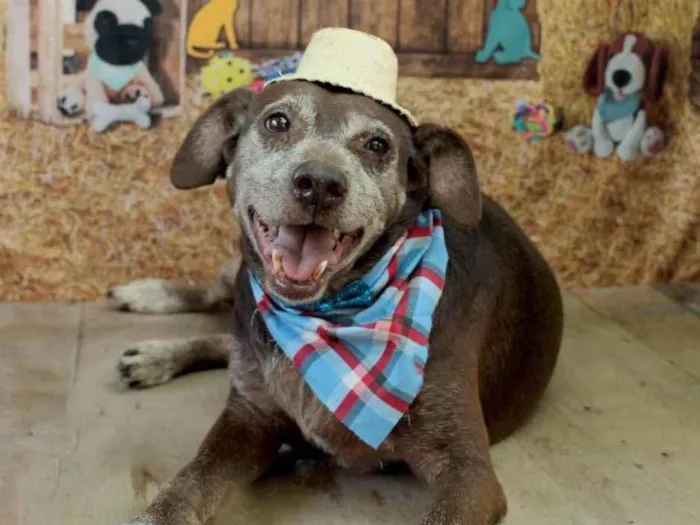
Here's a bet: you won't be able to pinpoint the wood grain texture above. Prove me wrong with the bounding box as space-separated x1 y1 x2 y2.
447 0 485 53
234 0 253 47
399 51 539 79
398 0 448 52
300 0 349 46
524 0 540 52
349 0 399 47
37 0 62 123
3 288 700 524
5 0 32 117
151 0 187 110
250 0 300 48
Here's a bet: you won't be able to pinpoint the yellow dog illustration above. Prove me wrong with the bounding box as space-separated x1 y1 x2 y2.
187 0 240 60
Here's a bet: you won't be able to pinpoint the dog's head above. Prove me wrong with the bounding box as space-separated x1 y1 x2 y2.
79 0 162 66
171 81 481 305
583 33 669 103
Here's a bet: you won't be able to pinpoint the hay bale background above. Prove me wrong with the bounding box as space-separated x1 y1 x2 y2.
0 0 698 302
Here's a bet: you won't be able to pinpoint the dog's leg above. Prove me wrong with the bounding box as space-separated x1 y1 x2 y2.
108 260 240 314
117 334 232 388
404 370 507 525
592 109 615 158
124 400 280 525
408 428 507 525
108 278 232 313
616 109 646 161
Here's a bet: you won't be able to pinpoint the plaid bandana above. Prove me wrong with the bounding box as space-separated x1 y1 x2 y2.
249 209 448 448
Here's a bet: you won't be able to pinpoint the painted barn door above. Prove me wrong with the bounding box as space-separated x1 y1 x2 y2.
186 0 540 79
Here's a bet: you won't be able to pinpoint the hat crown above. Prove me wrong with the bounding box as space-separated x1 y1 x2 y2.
295 28 399 105
267 27 416 126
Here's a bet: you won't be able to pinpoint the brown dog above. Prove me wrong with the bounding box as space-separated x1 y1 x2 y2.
109 80 563 525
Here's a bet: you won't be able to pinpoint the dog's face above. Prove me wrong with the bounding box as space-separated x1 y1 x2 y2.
171 81 481 305
584 33 669 103
603 35 646 99
81 0 162 66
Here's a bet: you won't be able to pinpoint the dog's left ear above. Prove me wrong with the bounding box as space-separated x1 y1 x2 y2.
141 0 162 15
413 124 482 230
644 44 669 103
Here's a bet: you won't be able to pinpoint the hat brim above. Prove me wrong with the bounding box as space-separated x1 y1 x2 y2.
266 74 418 128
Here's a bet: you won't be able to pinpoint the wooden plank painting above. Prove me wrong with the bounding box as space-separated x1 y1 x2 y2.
185 0 540 80
5 0 186 128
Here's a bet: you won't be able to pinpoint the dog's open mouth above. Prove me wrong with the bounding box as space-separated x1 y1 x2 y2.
250 208 362 298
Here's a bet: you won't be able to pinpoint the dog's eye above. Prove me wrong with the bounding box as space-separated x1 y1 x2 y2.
265 113 290 133
365 137 390 155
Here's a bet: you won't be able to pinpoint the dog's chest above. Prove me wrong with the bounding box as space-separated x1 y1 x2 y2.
260 351 390 467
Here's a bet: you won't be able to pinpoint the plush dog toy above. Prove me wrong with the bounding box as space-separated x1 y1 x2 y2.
566 33 668 160
91 84 153 132
57 0 165 129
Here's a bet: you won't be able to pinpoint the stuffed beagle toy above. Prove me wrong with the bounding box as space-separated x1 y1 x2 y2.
566 33 669 161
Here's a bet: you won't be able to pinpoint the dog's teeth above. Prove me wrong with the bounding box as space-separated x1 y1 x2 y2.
272 250 282 271
312 260 328 280
332 229 341 241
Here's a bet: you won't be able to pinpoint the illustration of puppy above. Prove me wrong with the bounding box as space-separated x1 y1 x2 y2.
57 0 165 124
475 0 539 65
186 0 241 60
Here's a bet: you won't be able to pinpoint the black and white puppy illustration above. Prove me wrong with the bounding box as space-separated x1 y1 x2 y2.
566 33 668 160
57 0 165 128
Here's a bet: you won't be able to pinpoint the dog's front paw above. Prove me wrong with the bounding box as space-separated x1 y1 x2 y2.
640 127 665 157
117 341 183 388
56 88 85 117
107 279 183 314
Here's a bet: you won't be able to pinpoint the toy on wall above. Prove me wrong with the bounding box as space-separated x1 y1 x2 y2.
511 100 562 141
199 51 303 100
187 0 240 60
566 33 669 160
57 0 165 131
200 52 254 99
475 0 540 65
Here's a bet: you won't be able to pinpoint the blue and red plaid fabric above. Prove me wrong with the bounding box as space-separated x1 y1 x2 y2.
248 209 448 449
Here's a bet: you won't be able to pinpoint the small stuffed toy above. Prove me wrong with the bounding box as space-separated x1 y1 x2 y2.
511 100 562 141
56 0 165 129
91 84 153 133
566 32 669 160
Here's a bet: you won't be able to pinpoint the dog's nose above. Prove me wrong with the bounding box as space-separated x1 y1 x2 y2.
292 162 348 209
612 69 632 88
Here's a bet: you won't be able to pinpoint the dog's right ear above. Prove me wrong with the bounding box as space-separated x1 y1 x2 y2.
583 44 609 97
170 88 254 190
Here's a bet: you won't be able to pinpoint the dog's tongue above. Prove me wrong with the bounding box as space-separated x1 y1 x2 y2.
272 225 336 282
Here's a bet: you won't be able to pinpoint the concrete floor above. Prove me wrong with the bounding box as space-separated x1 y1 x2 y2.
2 285 700 525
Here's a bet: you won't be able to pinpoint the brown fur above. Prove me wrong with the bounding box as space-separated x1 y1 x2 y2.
113 82 563 525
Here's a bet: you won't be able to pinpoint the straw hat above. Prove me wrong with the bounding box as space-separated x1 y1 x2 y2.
266 27 417 127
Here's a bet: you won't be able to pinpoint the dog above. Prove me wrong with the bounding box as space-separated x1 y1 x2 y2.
186 0 241 60
566 33 668 160
474 0 539 65
57 0 165 122
108 29 563 525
